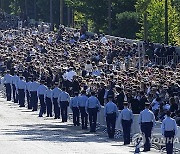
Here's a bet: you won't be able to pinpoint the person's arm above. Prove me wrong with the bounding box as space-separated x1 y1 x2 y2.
115 105 119 118
138 112 142 125
51 91 53 102
174 120 178 136
130 110 133 122
85 99 89 113
161 121 165 136
97 98 101 111
70 98 73 109
152 112 156 127
67 93 70 103
104 105 107 117
57 93 61 106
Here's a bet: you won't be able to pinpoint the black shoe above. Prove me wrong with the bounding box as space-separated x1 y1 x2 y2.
143 149 150 152
19 105 25 107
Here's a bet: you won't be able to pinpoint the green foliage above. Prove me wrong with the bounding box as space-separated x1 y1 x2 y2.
136 0 180 45
1 0 179 44
114 11 140 39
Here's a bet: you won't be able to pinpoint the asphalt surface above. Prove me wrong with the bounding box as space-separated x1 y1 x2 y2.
0 94 160 154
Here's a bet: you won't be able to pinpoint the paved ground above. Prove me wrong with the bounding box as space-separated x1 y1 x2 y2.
0 96 160 154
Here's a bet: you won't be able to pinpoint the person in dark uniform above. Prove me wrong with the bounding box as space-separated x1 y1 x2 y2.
29 77 40 111
12 71 19 103
3 70 12 101
97 82 106 106
120 102 133 144
16 76 26 107
138 102 155 152
37 80 47 117
86 91 101 132
139 91 148 112
44 84 53 117
104 95 119 138
115 86 125 110
58 87 70 122
161 111 178 154
51 82 62 119
70 91 80 126
78 90 88 129
26 76 32 109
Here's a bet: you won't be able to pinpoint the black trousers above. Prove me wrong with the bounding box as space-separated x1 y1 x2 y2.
79 107 88 129
5 83 11 101
26 90 30 108
72 107 80 126
60 101 68 122
46 97 52 117
122 119 132 144
39 95 46 116
12 84 18 103
87 108 98 132
30 91 38 111
18 89 25 107
53 98 60 119
164 131 175 154
141 122 153 151
106 113 116 138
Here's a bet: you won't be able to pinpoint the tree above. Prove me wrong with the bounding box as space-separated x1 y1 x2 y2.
114 11 140 39
136 0 151 41
136 0 179 45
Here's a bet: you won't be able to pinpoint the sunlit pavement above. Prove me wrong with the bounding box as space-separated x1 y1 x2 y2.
0 96 159 154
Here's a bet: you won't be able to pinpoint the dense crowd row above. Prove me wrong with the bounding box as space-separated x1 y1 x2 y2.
0 13 180 127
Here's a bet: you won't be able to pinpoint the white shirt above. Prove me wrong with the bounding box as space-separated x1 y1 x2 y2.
85 64 93 72
100 36 108 44
63 70 77 82
161 117 178 136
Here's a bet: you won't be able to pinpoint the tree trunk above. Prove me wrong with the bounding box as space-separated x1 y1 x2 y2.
108 0 112 35
165 0 168 45
60 0 63 25
50 0 53 30
25 0 28 16
143 12 148 41
34 0 36 20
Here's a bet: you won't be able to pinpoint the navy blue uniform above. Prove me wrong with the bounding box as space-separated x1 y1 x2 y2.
104 101 119 138
138 108 155 151
86 96 101 132
120 106 133 144
70 96 80 126
78 94 88 129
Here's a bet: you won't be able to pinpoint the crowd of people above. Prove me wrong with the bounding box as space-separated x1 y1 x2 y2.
0 22 180 125
0 12 179 153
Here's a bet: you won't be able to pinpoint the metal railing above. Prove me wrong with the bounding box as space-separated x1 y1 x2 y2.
152 55 180 66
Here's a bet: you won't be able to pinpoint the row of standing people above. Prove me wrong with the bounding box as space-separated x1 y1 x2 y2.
2 71 178 154
104 97 178 154
2 71 102 132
